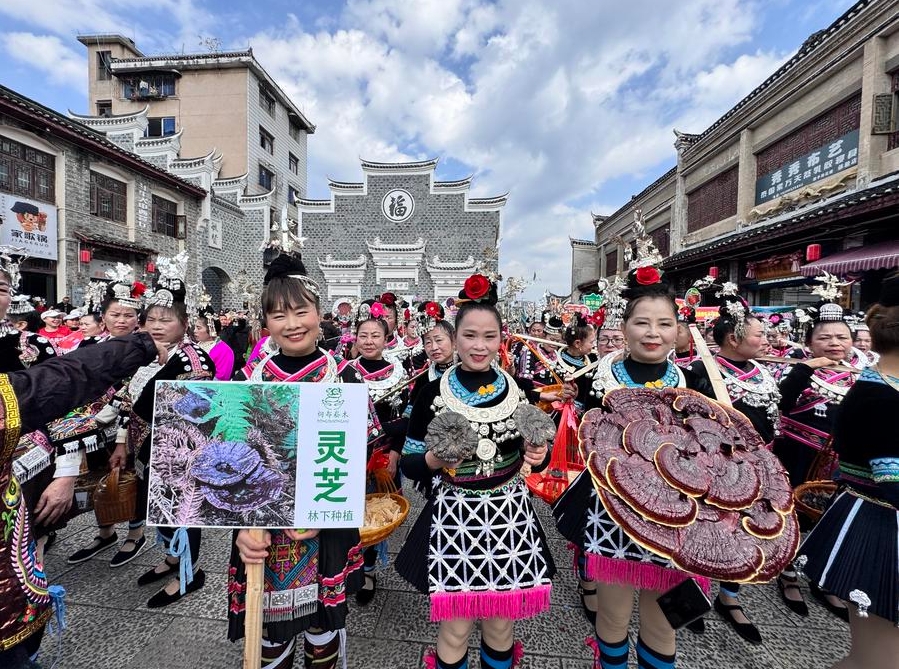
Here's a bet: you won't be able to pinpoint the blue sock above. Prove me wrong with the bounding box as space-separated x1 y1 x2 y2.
597 636 628 669
636 636 675 669
480 642 512 669
719 582 740 598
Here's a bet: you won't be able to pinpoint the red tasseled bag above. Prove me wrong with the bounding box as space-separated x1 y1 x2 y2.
525 402 584 504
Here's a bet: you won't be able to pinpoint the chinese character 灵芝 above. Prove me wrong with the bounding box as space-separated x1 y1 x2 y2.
313 467 348 502
315 431 348 464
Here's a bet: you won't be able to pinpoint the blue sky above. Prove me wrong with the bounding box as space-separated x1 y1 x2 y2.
0 0 853 298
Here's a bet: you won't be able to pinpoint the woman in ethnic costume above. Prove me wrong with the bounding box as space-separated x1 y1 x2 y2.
0 264 61 556
406 302 455 406
0 332 160 669
774 277 859 621
397 274 555 669
106 253 215 608
404 301 455 391
64 271 145 565
795 271 899 668
558 313 596 415
193 313 236 380
685 284 781 644
346 301 409 606
230 253 366 669
553 222 714 669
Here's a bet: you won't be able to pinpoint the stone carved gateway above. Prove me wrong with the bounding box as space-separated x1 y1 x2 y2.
295 158 504 300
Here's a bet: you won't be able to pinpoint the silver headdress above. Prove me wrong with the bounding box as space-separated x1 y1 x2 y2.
627 208 664 270
8 294 33 316
104 263 144 310
810 272 850 323
0 246 28 292
602 275 627 330
146 252 188 309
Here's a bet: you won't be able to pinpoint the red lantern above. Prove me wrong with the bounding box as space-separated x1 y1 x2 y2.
146 261 156 273
806 244 822 262
79 248 91 264
708 266 719 279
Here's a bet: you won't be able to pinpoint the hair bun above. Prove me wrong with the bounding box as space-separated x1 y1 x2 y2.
264 253 308 285
458 274 498 305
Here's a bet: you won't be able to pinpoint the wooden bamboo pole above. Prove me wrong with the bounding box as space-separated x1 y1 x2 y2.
755 355 859 374
242 529 265 669
689 325 732 407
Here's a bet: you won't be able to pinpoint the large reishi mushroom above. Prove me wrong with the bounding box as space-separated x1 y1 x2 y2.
579 387 798 584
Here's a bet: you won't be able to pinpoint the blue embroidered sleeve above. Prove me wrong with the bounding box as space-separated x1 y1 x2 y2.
403 437 426 455
870 457 899 483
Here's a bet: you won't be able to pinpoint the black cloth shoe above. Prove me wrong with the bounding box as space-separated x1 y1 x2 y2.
715 596 762 645
777 574 809 617
137 558 179 586
109 536 147 567
809 583 850 623
146 570 206 609
67 533 118 564
685 616 705 634
355 572 376 606
578 584 597 625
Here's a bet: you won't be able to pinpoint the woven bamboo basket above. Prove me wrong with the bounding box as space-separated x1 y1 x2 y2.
793 480 838 523
359 492 409 548
73 470 106 513
93 468 138 526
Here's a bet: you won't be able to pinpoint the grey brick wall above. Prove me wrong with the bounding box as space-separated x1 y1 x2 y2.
300 172 500 300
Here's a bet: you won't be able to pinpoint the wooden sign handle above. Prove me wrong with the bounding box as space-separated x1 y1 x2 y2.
242 528 265 669
689 325 733 407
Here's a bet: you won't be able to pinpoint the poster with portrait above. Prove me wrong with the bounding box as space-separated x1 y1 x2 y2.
147 380 368 529
0 193 57 260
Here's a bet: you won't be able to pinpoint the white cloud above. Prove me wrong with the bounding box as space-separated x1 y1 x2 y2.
0 0 805 300
1 33 85 90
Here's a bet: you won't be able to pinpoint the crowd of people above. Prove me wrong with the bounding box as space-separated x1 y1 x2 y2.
0 229 896 669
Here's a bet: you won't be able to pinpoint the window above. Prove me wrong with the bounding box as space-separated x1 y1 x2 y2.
123 74 176 99
151 195 183 237
97 51 112 81
288 185 300 204
90 171 127 223
259 165 275 190
0 136 55 203
289 120 302 142
288 152 299 175
145 117 177 138
97 100 112 117
259 85 276 117
260 127 274 154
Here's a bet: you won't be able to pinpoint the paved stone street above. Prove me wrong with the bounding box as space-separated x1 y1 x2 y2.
40 488 849 668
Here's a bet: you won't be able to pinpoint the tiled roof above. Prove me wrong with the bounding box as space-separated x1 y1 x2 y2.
0 85 206 198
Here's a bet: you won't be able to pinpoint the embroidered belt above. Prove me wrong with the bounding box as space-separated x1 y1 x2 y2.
780 417 829 451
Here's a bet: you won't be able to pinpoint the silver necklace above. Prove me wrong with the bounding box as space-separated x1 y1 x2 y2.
432 365 526 476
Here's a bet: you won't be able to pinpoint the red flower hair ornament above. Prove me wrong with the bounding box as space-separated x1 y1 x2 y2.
131 281 147 298
463 274 491 301
587 307 606 328
634 267 662 286
370 302 385 319
425 301 442 317
379 292 397 306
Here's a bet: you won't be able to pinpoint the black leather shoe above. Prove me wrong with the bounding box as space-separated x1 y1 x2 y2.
809 583 850 623
685 616 705 634
355 572 376 606
137 559 179 586
578 584 597 625
715 596 762 645
146 570 206 609
777 574 809 617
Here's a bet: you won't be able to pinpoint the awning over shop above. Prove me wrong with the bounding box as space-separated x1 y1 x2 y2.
799 240 899 277
74 231 155 256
